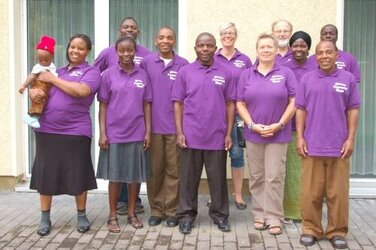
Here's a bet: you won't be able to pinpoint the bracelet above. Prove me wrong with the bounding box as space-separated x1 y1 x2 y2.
247 122 255 131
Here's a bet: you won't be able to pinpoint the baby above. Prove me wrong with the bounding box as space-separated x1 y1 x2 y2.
19 35 57 128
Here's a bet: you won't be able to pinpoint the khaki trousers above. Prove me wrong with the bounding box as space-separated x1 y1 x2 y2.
301 156 349 239
147 134 180 217
246 141 288 226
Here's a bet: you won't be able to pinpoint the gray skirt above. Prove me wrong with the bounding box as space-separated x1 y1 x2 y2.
96 142 151 183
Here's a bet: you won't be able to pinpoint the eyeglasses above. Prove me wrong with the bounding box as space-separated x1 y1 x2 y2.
220 31 236 36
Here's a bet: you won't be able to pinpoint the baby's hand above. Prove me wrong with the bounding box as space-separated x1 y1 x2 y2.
18 86 26 94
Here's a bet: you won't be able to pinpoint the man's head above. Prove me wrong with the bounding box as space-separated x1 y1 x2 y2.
272 20 293 49
320 24 338 43
118 17 139 40
194 32 217 66
316 40 338 73
154 27 176 59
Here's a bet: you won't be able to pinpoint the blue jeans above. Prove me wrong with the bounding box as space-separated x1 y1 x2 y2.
229 115 245 168
118 183 142 204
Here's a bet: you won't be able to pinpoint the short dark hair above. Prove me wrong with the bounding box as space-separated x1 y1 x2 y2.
115 36 136 50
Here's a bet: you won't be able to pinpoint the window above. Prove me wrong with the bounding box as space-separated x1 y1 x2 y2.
25 0 179 173
344 0 376 176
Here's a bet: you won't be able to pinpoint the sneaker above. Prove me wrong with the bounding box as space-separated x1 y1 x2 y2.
116 204 127 215
23 114 40 128
135 203 144 214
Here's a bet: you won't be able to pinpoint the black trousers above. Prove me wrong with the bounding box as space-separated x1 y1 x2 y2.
176 148 229 222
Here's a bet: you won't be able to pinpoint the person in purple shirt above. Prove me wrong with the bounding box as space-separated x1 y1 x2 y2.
215 21 252 211
96 36 152 231
296 40 360 249
94 16 152 215
142 27 189 227
172 32 235 234
29 34 101 236
272 20 294 64
237 33 297 236
282 31 316 222
94 16 152 72
308 24 361 83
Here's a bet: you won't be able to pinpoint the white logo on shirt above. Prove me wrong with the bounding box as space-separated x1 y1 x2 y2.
134 79 145 88
233 60 246 68
270 75 284 83
167 70 178 80
133 56 143 65
212 75 225 85
69 70 83 77
335 61 346 69
333 82 348 93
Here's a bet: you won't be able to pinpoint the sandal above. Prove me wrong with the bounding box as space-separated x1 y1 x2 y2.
128 214 143 229
107 217 120 233
254 219 267 230
268 225 282 235
235 201 247 210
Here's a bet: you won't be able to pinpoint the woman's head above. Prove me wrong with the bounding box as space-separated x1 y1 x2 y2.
115 36 136 67
256 33 277 64
289 31 311 63
219 21 237 48
66 34 92 66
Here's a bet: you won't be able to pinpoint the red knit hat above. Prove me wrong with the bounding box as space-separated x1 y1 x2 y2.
36 35 56 55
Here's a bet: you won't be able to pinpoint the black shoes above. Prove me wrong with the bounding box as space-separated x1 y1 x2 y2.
214 219 231 232
164 216 179 227
148 216 162 226
300 234 316 246
37 226 51 236
77 225 90 233
179 220 193 234
330 235 348 249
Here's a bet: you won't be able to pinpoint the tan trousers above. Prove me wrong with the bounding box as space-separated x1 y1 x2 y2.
147 134 180 217
301 156 349 239
246 141 288 226
29 80 51 116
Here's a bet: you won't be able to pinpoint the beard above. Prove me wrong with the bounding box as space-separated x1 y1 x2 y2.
277 39 289 48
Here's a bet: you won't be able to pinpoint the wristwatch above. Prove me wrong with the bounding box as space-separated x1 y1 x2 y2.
247 122 255 131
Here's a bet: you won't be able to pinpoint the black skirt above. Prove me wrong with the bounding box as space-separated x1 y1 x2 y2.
30 132 97 195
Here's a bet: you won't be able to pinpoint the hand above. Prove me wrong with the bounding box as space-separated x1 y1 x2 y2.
29 88 46 104
38 71 56 84
224 135 232 150
143 132 151 150
99 134 109 150
18 86 26 94
341 138 354 159
260 123 282 138
296 136 308 158
176 133 187 148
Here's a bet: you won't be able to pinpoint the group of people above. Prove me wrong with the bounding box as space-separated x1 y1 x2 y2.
21 17 361 249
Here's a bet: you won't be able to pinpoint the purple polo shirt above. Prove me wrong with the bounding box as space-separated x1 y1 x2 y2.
283 58 317 130
171 60 236 150
215 49 252 82
94 44 152 72
295 68 360 157
141 52 189 134
237 63 297 143
97 65 152 144
308 50 361 83
276 48 293 64
36 61 101 138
